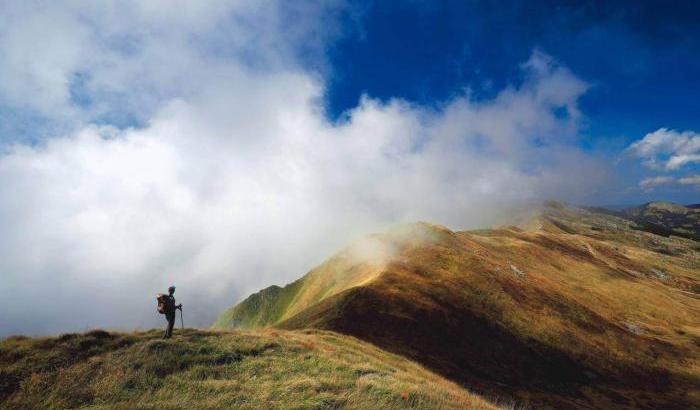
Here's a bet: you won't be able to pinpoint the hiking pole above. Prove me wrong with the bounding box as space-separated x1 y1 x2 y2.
180 308 184 329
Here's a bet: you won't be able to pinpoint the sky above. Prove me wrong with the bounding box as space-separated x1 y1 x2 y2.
0 0 698 336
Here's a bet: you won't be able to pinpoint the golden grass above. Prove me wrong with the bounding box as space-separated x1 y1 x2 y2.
216 206 699 408
0 328 500 410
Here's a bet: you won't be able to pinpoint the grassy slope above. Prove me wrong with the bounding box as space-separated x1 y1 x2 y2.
215 205 700 409
0 328 500 410
213 224 441 330
214 280 306 329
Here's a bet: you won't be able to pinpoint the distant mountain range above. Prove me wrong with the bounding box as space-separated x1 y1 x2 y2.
587 201 700 241
214 202 700 409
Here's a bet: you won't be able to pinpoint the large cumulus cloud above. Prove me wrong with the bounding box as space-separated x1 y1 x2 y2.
0 1 606 335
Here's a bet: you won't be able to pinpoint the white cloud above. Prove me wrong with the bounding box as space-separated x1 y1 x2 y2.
678 175 700 185
0 1 606 336
626 128 700 170
0 0 348 138
637 174 700 192
638 176 676 191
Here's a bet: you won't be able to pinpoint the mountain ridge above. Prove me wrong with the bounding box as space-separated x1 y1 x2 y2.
214 202 700 409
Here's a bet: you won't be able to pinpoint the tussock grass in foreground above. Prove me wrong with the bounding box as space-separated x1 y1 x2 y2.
0 328 499 410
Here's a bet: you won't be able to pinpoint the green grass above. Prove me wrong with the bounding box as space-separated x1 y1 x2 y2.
0 329 499 410
213 278 306 329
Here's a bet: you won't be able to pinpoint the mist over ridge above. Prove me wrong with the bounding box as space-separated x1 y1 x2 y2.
0 1 696 337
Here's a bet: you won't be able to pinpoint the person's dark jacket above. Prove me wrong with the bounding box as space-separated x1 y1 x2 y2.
163 294 177 315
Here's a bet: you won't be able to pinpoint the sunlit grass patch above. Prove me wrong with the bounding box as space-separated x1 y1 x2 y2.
0 329 499 409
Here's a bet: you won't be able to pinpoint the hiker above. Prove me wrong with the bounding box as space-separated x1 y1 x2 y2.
157 285 182 338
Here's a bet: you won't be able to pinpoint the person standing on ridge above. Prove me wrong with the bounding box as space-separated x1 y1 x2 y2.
157 285 182 338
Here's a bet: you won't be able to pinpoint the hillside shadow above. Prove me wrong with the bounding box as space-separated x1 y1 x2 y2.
281 285 698 409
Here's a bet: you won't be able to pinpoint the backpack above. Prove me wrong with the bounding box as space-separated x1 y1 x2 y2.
156 294 168 314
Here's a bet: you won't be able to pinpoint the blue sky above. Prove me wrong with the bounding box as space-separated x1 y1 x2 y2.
0 1 698 335
326 1 700 135
319 0 700 204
